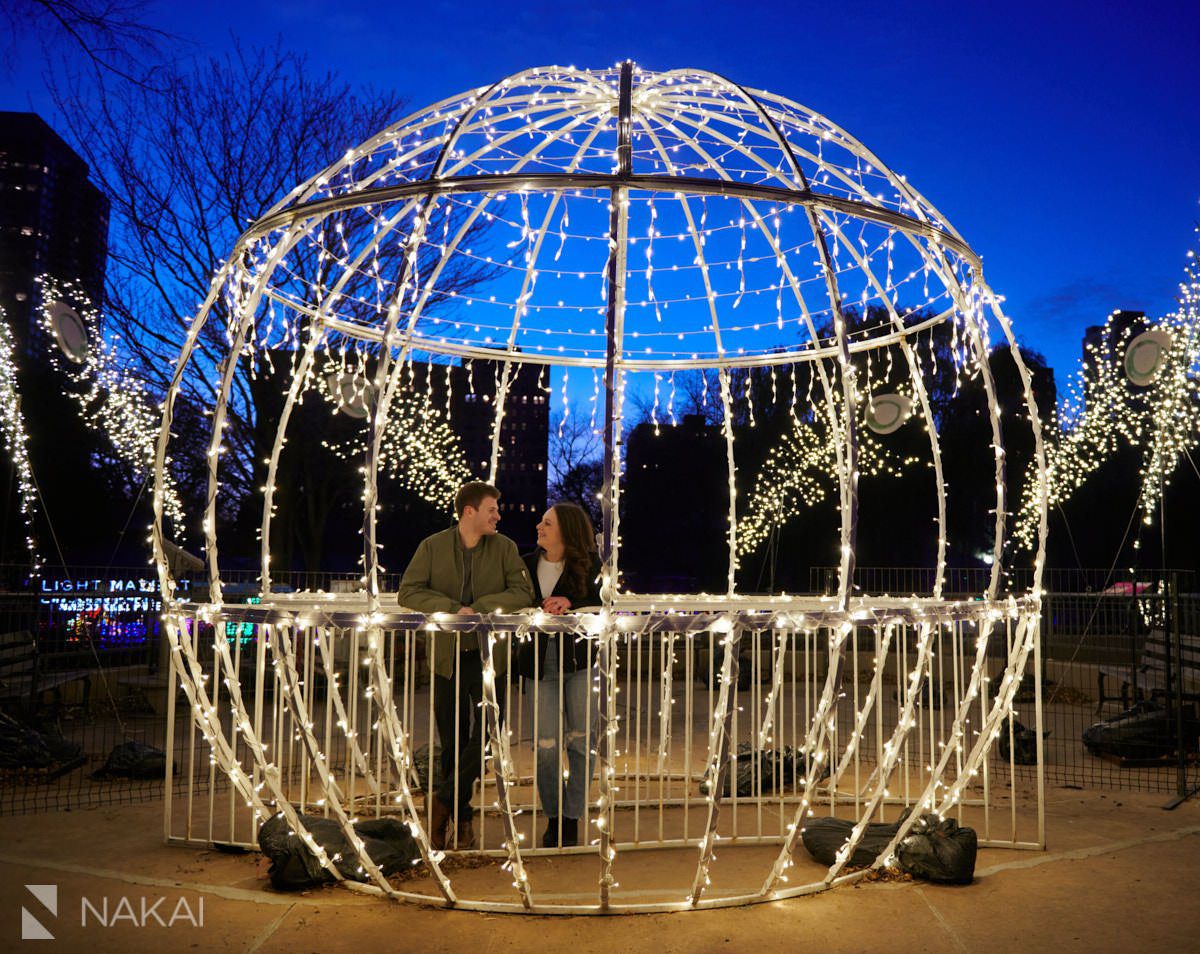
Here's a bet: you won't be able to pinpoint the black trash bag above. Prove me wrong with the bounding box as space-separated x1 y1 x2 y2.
997 718 1048 765
0 712 83 770
801 810 911 868
700 742 829 798
896 814 977 884
257 812 421 891
1083 700 1199 760
91 740 168 779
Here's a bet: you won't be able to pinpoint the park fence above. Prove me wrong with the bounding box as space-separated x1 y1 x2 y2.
1 566 1197 820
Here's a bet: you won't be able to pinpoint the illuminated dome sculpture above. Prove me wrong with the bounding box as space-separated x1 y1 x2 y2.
152 64 1049 913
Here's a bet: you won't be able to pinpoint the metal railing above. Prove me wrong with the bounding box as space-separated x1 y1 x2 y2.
808 565 1190 597
3 565 1197 824
160 596 1042 911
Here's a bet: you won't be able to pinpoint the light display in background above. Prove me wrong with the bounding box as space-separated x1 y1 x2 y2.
317 358 471 512
0 303 40 570
38 575 194 649
35 276 188 534
737 380 922 560
1013 236 1200 553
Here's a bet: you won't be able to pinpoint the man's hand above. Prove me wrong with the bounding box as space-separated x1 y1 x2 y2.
542 596 571 615
457 605 479 615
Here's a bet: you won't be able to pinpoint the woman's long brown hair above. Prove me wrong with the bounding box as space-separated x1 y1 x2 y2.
549 501 597 600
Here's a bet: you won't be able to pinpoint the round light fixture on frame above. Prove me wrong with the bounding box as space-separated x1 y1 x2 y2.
864 393 912 435
1124 328 1173 387
49 300 89 364
326 372 374 419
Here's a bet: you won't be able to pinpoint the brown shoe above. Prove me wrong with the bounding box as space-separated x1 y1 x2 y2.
427 797 452 851
454 818 477 850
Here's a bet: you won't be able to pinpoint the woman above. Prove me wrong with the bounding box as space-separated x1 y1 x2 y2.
517 502 602 848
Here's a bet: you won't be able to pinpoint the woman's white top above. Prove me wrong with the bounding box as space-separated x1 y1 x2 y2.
537 556 565 601
538 556 567 677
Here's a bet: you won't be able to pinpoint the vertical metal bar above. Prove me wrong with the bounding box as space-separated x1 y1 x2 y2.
1170 573 1186 799
582 629 594 845
599 60 632 591
596 63 632 910
163 617 179 844
426 638 436 839
979 621 991 844
532 633 540 840
657 632 670 842
451 632 462 849
850 625 860 814
595 618 619 908
683 631 693 842
1033 607 1046 848
730 633 740 839
252 617 267 842
874 625 884 820
558 625 565 848
634 629 643 842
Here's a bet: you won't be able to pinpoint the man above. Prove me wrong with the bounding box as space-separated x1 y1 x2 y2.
398 481 535 850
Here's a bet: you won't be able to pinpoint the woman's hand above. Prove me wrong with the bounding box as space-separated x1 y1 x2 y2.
542 596 572 614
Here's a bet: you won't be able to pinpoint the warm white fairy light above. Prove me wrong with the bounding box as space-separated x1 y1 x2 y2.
318 365 470 511
0 304 41 569
153 64 1046 915
738 400 919 559
1014 240 1200 552
36 277 187 531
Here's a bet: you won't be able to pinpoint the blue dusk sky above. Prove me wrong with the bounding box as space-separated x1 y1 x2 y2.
3 0 1198 394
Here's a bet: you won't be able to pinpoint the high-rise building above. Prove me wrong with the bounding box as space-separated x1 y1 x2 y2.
0 112 109 355
0 112 114 568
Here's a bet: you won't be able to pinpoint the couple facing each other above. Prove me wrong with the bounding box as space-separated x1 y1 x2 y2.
397 480 601 852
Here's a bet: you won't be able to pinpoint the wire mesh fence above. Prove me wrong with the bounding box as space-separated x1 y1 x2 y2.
2 566 1197 818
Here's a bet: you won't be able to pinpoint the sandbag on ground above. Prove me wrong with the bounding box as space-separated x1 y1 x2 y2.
258 812 422 890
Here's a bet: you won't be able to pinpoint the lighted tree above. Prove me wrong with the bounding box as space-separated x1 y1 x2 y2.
0 305 40 570
36 277 188 533
737 397 919 560
1012 241 1200 553
320 370 471 512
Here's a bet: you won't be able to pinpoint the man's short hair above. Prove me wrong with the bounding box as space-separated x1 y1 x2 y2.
455 481 501 518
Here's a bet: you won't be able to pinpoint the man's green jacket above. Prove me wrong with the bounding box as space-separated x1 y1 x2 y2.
397 526 535 678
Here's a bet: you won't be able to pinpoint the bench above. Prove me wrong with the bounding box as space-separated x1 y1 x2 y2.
0 630 38 715
1097 627 1200 713
0 630 95 719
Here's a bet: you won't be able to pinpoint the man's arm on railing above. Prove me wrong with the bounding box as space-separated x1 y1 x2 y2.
474 539 536 613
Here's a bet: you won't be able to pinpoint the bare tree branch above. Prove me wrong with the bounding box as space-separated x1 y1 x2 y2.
1 0 172 84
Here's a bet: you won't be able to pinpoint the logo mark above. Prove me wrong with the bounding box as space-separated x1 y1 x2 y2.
22 884 57 940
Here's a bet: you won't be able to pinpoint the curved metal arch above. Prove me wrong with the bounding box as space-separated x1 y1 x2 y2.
155 63 1049 919
636 101 860 606
246 172 980 272
628 112 740 595
487 113 614 482
749 87 966 243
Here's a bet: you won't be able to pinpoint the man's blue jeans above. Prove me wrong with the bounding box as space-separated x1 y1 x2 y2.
532 664 595 821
